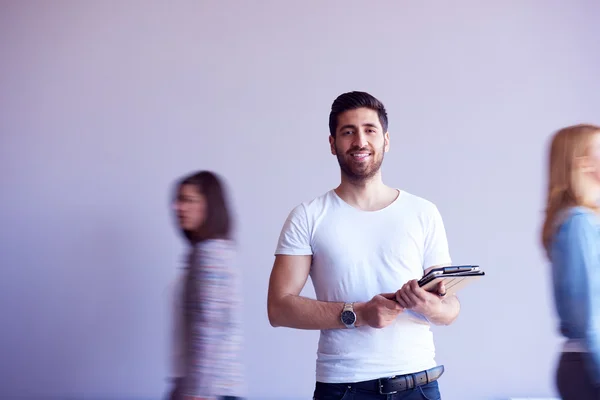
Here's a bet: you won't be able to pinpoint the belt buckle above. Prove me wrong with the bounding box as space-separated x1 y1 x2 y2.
378 376 398 395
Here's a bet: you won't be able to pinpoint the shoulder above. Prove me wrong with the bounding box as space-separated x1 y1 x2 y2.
551 207 600 257
396 190 442 217
197 238 234 249
550 207 600 267
556 207 600 235
195 239 235 261
286 190 336 219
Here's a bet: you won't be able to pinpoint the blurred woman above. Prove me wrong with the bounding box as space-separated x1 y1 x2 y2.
169 171 246 400
542 124 600 399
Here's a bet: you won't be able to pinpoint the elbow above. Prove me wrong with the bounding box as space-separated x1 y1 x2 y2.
267 303 280 327
268 316 279 328
267 297 284 328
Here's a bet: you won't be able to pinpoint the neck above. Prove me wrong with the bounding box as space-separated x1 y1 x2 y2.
335 171 396 211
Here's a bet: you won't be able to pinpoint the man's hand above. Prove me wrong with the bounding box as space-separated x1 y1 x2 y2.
395 279 445 320
355 293 405 328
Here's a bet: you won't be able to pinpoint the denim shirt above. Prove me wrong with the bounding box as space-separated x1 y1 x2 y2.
550 206 600 384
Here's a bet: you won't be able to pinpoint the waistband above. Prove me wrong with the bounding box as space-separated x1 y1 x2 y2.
316 365 444 395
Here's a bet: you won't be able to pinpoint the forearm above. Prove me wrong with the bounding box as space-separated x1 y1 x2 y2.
269 294 362 330
426 295 460 326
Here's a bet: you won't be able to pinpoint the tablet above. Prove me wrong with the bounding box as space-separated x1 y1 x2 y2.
418 265 480 286
426 265 480 276
418 265 484 296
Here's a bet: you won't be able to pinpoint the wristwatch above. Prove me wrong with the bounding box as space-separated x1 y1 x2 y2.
341 302 357 328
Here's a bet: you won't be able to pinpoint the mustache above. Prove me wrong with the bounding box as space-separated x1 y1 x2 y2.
346 146 372 154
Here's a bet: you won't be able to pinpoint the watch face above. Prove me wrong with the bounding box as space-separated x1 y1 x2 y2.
341 310 356 325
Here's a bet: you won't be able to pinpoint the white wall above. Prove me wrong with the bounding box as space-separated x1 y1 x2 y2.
1 1 599 399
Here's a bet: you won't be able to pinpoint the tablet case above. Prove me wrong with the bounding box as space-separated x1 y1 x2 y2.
418 265 484 296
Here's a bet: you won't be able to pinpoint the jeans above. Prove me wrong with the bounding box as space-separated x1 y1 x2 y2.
313 380 441 400
556 352 600 400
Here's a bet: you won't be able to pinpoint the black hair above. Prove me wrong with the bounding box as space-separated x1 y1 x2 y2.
328 91 388 137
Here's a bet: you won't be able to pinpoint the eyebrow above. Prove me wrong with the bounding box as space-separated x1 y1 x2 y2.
338 123 379 132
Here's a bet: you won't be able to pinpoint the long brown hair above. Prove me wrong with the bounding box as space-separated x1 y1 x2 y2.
541 124 600 257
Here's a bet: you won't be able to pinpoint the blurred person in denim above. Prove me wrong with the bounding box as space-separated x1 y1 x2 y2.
167 171 246 400
541 124 600 400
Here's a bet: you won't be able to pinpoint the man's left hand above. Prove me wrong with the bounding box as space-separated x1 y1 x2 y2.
395 279 445 319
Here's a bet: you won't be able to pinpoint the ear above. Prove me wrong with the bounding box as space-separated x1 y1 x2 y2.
384 131 390 153
329 135 336 155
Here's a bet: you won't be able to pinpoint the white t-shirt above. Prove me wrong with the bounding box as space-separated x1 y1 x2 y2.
274 189 452 383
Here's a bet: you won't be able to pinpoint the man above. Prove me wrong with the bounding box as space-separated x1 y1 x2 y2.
267 91 460 399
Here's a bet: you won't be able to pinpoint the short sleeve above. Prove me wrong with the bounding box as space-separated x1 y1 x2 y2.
423 204 452 269
274 204 313 256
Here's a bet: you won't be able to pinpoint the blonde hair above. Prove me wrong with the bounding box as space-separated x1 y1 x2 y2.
541 124 600 257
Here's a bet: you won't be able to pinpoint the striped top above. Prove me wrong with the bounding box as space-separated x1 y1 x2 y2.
180 239 247 398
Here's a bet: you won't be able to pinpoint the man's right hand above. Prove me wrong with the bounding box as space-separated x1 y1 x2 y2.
355 293 404 328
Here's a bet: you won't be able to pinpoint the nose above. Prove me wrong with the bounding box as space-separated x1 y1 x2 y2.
353 132 368 148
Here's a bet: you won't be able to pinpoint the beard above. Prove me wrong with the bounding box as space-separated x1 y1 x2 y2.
335 142 385 183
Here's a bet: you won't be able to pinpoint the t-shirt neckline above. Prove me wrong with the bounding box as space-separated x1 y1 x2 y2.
330 188 403 213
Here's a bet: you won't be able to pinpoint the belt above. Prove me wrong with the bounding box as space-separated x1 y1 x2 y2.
336 365 445 395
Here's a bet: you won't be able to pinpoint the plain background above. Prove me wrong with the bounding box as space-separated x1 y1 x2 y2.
1 1 599 399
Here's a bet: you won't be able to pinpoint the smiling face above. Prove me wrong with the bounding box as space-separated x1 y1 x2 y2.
329 107 390 183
